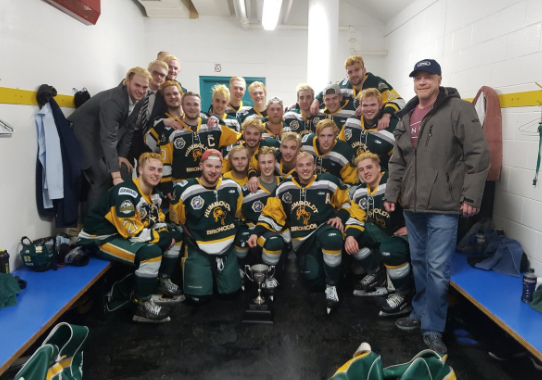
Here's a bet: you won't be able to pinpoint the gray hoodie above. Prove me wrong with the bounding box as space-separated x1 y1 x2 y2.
385 87 490 214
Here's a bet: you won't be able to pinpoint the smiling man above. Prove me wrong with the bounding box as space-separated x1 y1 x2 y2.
161 54 187 93
284 84 320 136
69 67 152 210
169 149 243 304
312 56 405 129
223 145 249 187
339 89 397 170
248 152 350 314
207 84 241 133
78 152 184 323
385 59 490 354
226 76 251 121
262 97 291 141
238 81 268 124
301 119 358 185
345 152 412 318
275 132 301 180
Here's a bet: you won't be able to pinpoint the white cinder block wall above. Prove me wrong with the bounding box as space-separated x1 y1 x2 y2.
383 0 542 273
143 1 386 106
0 0 147 270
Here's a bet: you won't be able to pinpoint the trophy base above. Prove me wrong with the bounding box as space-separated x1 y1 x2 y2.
243 301 274 324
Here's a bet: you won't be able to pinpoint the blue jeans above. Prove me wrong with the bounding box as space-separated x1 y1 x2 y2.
403 211 459 335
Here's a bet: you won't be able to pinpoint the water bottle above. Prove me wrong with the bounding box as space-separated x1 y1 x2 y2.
0 249 10 274
522 268 537 303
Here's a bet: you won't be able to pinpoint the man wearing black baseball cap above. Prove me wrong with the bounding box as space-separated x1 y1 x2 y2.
383 59 490 354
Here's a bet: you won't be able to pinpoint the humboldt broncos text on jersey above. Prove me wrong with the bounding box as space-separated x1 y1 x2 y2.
301 133 358 185
316 72 406 114
321 99 356 130
169 178 242 255
283 109 320 136
79 178 166 244
254 174 350 245
339 115 396 169
346 172 405 239
161 117 239 184
241 177 282 226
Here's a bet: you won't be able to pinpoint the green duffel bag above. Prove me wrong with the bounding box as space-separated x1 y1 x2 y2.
19 236 56 272
14 322 89 380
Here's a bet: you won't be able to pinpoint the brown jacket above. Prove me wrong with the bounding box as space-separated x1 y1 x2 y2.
385 87 490 213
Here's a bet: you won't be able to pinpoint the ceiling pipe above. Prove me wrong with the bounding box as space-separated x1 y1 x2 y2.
233 0 250 30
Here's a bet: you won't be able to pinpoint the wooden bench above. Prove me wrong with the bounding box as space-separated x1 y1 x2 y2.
0 258 110 375
450 252 542 361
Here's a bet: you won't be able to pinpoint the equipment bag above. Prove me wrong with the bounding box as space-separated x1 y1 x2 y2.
104 273 134 313
19 236 57 272
14 322 89 380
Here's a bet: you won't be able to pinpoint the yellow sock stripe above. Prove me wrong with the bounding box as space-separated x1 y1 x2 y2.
384 263 407 269
141 256 161 264
101 243 136 263
263 249 281 255
322 249 342 255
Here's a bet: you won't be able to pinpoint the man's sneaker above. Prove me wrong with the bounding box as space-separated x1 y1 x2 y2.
133 299 171 323
263 277 279 300
325 285 339 315
158 277 183 297
359 270 386 290
423 333 447 355
379 293 413 317
395 315 420 330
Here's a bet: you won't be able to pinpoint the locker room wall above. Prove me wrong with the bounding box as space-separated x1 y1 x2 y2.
0 0 147 270
383 0 542 273
142 0 387 106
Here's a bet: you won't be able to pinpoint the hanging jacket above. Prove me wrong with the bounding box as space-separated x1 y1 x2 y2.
473 86 502 181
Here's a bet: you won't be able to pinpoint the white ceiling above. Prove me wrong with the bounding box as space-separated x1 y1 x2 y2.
342 0 416 22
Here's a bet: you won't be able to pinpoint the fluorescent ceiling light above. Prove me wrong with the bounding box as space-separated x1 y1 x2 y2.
262 0 283 31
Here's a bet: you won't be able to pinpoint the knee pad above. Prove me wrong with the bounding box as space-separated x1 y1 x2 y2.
321 230 343 251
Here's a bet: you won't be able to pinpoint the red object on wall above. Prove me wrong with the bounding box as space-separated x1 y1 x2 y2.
43 0 101 26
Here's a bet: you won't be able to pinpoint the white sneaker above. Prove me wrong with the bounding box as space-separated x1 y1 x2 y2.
325 285 339 314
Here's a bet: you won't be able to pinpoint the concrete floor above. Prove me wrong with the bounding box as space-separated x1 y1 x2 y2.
3 252 540 380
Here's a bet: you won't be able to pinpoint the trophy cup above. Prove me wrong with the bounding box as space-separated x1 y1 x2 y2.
242 264 275 324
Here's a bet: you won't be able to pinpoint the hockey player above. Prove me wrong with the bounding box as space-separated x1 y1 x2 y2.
235 147 285 297
238 81 267 124
275 132 301 180
145 81 184 154
262 97 291 141
161 54 187 93
284 83 320 136
160 91 240 194
248 152 350 314
207 84 241 133
301 119 358 185
223 145 249 187
339 89 397 170
312 55 405 130
320 83 357 130
226 76 251 121
78 152 183 323
345 152 412 317
169 149 243 303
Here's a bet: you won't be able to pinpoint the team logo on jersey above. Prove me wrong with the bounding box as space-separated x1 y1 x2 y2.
213 207 227 225
170 210 178 222
160 134 167 144
289 120 300 131
191 195 204 210
193 149 202 161
344 128 352 141
178 180 189 187
359 198 368 210
318 191 325 196
378 82 389 91
296 207 311 225
282 192 293 204
252 200 264 213
119 200 134 214
139 205 148 219
312 117 320 126
229 189 236 194
118 187 138 198
174 137 186 149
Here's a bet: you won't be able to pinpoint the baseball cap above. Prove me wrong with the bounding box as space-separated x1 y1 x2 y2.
201 149 223 162
409 59 442 77
322 82 340 95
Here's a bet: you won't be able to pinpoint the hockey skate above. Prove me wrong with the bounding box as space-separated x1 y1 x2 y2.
152 277 185 306
353 269 388 297
263 277 279 301
133 299 171 323
325 285 339 315
378 292 412 317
